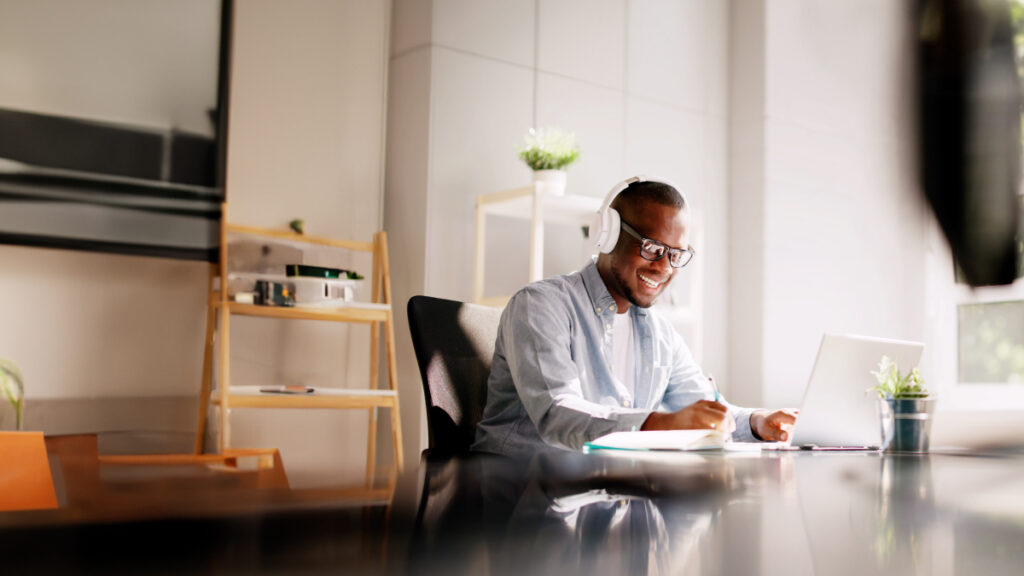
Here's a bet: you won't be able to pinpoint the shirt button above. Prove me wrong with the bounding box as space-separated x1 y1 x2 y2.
606 323 611 330
610 304 616 311
622 399 631 407
596 307 602 313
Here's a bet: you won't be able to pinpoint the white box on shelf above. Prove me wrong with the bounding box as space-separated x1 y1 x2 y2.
293 279 354 303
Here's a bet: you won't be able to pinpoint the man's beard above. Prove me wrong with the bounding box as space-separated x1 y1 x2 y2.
612 263 657 308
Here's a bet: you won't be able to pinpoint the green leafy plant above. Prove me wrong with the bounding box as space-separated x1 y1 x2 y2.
518 126 581 171
870 356 929 399
0 358 25 430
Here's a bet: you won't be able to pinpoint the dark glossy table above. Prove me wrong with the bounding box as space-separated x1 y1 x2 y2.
3 438 1024 575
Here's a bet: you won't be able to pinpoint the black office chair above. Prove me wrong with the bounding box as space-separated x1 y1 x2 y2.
407 295 502 456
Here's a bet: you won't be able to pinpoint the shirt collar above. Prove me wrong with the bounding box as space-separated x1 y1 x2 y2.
580 260 648 317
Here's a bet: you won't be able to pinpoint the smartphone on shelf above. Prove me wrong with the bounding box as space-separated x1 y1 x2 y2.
259 385 315 395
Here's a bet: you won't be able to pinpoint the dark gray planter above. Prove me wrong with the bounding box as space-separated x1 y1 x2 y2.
884 398 937 452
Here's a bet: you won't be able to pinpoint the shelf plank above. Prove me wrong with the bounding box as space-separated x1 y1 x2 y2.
479 189 601 226
225 301 389 323
221 386 397 410
227 272 361 287
476 185 535 205
226 223 374 252
229 385 397 396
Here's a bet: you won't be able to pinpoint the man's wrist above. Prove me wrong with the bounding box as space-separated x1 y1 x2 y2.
749 410 765 441
641 411 663 431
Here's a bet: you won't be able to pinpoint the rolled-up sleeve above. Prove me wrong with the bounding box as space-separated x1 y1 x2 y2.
503 287 650 450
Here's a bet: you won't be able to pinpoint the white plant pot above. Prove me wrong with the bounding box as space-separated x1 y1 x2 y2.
533 169 567 196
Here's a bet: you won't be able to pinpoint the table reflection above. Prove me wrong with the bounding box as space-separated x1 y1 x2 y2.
5 441 1024 574
409 451 744 576
875 456 936 572
407 450 1024 576
788 453 931 575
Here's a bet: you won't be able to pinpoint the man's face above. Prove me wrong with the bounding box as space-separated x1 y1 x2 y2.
603 200 689 309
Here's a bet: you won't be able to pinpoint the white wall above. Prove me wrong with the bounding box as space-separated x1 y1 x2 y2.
0 246 209 400
224 0 391 487
728 0 929 408
387 0 733 454
727 0 767 407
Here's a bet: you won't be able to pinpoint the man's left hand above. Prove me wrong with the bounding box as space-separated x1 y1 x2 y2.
750 409 798 442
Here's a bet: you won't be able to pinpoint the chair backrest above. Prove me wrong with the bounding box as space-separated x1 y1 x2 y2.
407 296 502 456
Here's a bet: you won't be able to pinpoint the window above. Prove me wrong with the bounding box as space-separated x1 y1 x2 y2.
955 192 1024 385
958 300 1024 384
944 261 1024 408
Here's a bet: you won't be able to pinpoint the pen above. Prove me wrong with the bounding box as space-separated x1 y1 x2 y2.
707 373 721 402
707 374 732 440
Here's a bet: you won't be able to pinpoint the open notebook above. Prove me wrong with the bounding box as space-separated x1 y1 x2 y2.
584 430 729 452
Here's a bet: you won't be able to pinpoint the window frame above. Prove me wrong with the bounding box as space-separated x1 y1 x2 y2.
925 211 1024 410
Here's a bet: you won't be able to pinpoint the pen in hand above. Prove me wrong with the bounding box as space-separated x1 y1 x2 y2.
707 373 721 402
707 373 733 439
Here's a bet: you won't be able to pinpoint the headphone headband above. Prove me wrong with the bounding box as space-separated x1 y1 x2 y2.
591 175 685 254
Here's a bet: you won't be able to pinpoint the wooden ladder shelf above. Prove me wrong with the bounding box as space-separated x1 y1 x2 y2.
195 218 404 477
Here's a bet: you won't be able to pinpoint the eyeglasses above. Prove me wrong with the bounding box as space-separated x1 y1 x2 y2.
619 219 695 268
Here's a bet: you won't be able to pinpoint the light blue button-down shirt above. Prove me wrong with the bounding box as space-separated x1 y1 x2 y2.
472 260 756 457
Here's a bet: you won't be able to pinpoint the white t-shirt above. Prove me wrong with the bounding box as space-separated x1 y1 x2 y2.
611 311 635 400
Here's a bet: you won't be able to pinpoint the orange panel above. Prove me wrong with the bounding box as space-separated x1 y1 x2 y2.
0 432 58 511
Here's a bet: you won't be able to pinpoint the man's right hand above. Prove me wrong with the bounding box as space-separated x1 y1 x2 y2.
641 400 735 434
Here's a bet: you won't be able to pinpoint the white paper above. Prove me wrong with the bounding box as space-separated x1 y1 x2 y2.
584 429 728 452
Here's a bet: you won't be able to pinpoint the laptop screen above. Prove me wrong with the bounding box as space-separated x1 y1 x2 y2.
789 334 924 448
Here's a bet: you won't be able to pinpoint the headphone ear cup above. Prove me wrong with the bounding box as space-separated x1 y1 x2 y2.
590 211 605 251
596 208 620 254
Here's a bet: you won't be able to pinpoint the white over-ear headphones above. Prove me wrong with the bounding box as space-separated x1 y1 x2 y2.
590 175 685 254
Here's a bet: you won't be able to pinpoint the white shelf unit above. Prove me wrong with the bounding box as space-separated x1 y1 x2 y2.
473 183 601 307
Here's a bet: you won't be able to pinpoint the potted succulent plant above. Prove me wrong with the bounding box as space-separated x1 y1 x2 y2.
871 356 935 452
0 358 25 431
518 126 581 195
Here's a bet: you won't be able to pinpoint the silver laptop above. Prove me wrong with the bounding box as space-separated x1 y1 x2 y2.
788 333 925 449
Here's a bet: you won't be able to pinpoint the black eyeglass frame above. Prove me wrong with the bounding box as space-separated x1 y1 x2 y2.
619 219 695 268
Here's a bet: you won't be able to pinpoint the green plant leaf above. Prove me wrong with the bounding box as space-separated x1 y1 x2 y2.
518 126 581 171
870 356 929 399
0 358 25 430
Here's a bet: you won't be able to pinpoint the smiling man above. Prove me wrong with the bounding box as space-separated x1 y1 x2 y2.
472 176 795 457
